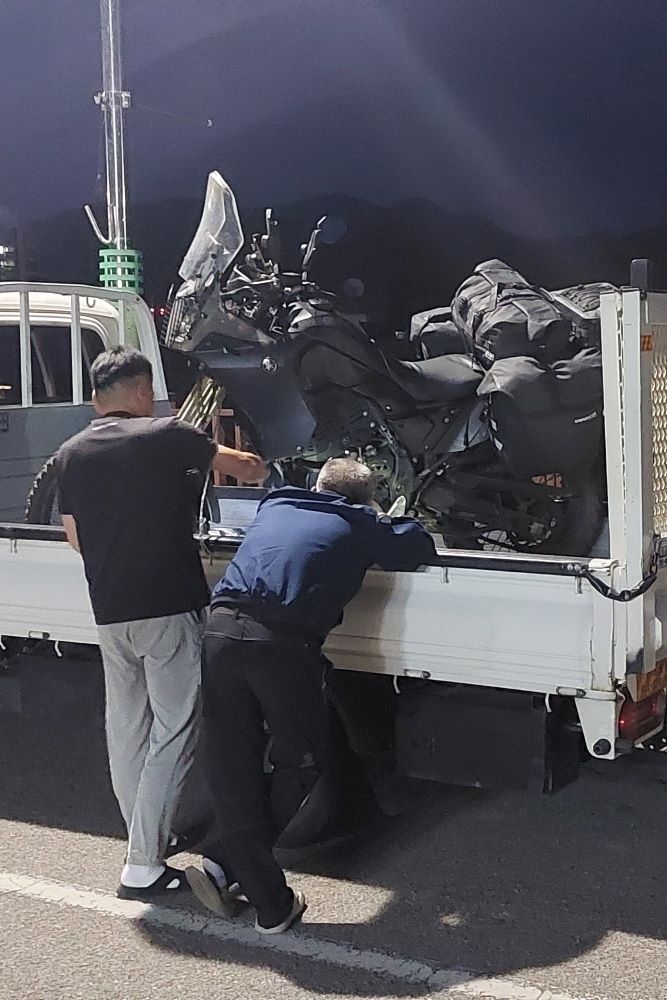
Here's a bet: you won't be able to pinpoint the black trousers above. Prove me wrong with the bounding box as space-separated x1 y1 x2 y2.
202 606 329 928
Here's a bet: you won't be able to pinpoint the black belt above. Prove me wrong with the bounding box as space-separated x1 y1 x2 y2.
209 601 322 648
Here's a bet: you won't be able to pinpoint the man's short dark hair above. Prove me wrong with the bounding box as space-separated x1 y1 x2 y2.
315 458 376 505
91 345 153 395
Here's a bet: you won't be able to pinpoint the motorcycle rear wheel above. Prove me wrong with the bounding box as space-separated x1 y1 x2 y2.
461 474 604 557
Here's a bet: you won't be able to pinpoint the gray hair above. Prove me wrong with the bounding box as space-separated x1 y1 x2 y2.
315 458 376 505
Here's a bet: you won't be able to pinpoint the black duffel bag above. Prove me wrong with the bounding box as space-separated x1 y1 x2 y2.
552 281 618 348
409 307 472 359
553 282 617 316
477 348 603 478
451 260 571 369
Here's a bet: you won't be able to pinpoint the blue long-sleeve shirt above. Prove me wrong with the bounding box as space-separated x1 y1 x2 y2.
211 487 436 641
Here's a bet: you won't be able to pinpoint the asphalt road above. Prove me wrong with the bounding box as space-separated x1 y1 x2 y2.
1 649 667 1000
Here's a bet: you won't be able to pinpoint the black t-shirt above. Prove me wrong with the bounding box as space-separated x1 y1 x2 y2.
56 415 217 625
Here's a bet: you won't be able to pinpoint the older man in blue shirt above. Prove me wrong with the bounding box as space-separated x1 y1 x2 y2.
186 458 435 933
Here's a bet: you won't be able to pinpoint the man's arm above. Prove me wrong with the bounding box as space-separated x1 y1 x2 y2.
61 514 80 553
374 517 437 572
211 445 268 485
168 420 267 485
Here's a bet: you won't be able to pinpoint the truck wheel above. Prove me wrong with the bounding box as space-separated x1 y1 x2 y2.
25 456 60 525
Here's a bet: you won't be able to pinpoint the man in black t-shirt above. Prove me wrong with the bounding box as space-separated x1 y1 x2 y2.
56 345 266 900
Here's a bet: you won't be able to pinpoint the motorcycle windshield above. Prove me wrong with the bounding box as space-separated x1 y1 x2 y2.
178 171 244 282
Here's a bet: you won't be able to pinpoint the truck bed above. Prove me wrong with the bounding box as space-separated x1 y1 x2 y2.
0 520 620 697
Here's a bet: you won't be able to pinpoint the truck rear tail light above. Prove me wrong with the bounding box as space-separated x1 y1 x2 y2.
618 690 666 742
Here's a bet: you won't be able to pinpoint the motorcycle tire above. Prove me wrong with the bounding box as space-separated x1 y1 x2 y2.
24 455 215 529
472 473 605 557
23 443 367 529
25 456 60 526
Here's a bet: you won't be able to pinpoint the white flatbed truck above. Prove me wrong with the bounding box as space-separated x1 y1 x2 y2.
2 280 667 794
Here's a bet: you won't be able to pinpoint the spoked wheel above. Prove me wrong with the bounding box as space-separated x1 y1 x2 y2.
25 456 61 526
444 474 604 557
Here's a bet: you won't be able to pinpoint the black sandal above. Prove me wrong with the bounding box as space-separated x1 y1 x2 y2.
116 865 187 901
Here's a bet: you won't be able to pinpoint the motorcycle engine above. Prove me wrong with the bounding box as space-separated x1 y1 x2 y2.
307 391 414 507
362 446 411 509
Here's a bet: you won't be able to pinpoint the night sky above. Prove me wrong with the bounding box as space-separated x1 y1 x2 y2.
1 0 665 239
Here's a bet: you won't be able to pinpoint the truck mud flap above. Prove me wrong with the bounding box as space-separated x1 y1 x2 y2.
395 683 581 794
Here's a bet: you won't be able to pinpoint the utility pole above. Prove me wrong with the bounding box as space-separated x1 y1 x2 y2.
84 0 143 293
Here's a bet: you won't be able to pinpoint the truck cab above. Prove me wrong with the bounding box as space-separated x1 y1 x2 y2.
0 284 168 522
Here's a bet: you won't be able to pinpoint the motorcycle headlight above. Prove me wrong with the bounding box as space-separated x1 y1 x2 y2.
163 296 196 348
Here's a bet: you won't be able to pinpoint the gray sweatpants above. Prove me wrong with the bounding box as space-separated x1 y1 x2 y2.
97 611 203 867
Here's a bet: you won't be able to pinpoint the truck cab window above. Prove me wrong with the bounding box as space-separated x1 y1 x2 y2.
0 325 21 405
81 329 105 400
31 327 72 404
28 326 105 404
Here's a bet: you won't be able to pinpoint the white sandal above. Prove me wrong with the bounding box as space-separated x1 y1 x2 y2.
255 890 307 934
185 866 238 918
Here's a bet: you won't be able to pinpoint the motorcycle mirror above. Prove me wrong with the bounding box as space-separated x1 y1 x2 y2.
260 208 281 268
301 216 327 275
342 277 365 299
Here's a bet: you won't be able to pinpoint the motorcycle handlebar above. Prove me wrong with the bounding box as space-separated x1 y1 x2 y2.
223 279 278 303
223 276 336 309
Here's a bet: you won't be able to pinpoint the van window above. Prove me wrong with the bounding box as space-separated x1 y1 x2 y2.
0 325 21 405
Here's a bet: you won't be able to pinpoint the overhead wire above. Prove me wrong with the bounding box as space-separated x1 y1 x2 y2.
132 102 213 129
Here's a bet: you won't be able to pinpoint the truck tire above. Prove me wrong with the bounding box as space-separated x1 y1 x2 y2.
25 456 60 525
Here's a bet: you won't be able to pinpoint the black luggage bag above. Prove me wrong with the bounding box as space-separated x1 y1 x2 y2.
451 260 571 369
477 348 603 478
410 307 472 360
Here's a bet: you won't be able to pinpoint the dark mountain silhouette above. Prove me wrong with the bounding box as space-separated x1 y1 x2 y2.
29 192 667 339
8 0 666 237
122 2 562 235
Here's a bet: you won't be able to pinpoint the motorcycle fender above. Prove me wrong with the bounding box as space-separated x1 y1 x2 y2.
199 347 316 460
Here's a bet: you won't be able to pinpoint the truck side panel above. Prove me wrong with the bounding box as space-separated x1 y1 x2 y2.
1 533 612 701
329 563 603 695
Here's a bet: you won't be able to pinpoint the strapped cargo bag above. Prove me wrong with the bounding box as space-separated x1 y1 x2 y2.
477 348 603 478
451 259 571 369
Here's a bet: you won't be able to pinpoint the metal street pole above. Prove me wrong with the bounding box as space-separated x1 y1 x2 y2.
84 0 143 292
98 0 129 250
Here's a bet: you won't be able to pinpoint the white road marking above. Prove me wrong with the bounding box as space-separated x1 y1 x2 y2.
0 870 598 1000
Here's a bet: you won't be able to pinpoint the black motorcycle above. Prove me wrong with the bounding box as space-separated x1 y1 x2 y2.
159 171 605 555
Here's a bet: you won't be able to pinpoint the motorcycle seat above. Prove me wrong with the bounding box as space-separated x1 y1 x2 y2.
392 353 483 403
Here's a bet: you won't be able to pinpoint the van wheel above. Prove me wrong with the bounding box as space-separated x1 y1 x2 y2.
25 456 61 525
